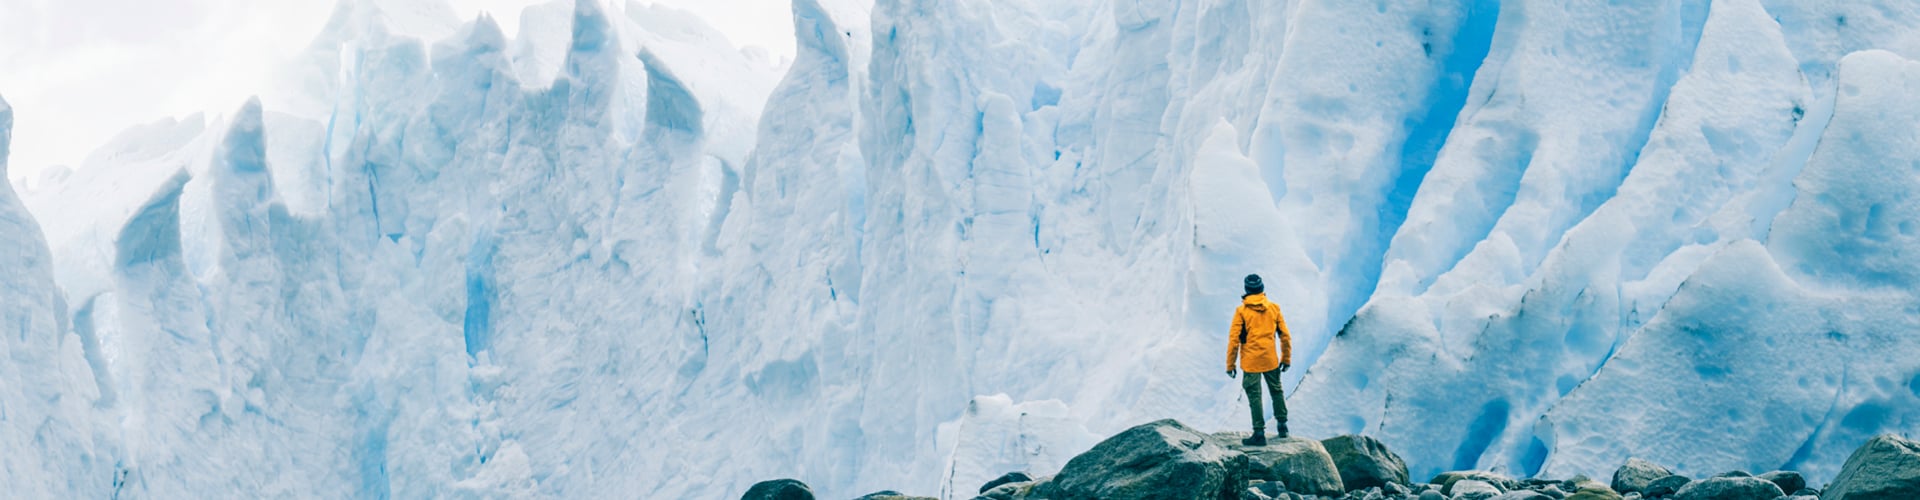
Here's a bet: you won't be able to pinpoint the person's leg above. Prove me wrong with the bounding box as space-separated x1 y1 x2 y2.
1241 370 1266 433
1263 370 1288 435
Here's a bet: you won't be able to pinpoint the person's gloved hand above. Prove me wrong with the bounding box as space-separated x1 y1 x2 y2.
1279 363 1291 372
1227 368 1238 378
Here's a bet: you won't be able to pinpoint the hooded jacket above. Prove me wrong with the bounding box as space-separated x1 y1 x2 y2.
1227 293 1291 373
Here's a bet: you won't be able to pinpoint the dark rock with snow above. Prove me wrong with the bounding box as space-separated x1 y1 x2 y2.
1671 476 1782 500
1452 479 1503 500
1434 472 1516 495
1822 434 1920 500
1612 458 1674 495
1641 475 1690 498
1710 471 1751 478
855 491 903 499
1418 491 1447 500
1754 471 1805 497
1208 433 1344 497
1033 419 1248 500
1323 435 1410 491
1490 491 1553 500
741 478 815 500
981 472 1033 494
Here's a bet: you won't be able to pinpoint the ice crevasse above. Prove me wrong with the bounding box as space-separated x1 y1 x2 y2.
3 0 1920 498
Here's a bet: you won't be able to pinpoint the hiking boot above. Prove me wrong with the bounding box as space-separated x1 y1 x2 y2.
1274 423 1289 439
1240 432 1267 447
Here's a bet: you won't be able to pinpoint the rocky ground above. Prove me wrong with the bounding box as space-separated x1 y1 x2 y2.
743 419 1920 500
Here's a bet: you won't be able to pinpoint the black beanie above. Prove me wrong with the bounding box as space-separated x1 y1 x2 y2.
1243 274 1264 295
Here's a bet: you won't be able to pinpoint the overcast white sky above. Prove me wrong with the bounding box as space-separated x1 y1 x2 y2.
0 0 795 186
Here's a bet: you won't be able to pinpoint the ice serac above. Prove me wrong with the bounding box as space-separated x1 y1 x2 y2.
1293 0 1814 480
1535 48 1920 482
0 94 118 498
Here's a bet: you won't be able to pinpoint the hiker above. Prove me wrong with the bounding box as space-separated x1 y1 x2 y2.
1226 273 1292 446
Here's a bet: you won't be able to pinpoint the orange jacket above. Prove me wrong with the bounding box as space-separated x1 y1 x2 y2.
1227 293 1291 373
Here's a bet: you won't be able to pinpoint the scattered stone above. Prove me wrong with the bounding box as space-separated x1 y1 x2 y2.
741 479 814 500
1209 433 1345 497
1323 435 1411 491
1823 434 1920 500
1642 475 1690 498
854 491 902 500
980 472 1033 494
1566 488 1623 500
1539 484 1568 499
1490 491 1553 500
1755 471 1805 497
1385 482 1410 497
1034 419 1248 500
1434 472 1515 495
1419 491 1447 500
1250 480 1288 498
1671 476 1782 500
1612 459 1675 495
1453 479 1503 500
1240 485 1276 500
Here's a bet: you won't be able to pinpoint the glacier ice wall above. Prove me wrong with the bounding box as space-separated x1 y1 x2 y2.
1 96 122 497
7 0 1920 497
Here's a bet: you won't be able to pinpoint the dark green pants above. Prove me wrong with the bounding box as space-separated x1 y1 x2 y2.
1242 369 1286 432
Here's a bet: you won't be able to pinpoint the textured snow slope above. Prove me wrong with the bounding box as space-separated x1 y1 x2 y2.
6 0 1920 497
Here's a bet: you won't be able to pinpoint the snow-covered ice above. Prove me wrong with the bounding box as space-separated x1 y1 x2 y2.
3 0 1919 497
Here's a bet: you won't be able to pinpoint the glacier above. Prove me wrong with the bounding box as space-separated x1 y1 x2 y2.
3 0 1919 498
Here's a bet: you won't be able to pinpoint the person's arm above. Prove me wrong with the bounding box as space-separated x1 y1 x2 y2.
1275 306 1292 369
1226 309 1245 374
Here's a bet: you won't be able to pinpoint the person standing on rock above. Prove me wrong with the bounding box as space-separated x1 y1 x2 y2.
1226 274 1292 446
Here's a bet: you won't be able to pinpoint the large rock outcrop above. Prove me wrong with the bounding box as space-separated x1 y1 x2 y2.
1206 434 1344 497
1822 435 1920 500
1032 420 1249 500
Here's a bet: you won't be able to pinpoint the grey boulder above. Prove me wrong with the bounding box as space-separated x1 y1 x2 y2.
741 479 814 500
1452 479 1503 500
1671 476 1782 500
1323 435 1411 491
1434 472 1516 496
1033 419 1249 500
980 472 1033 494
1642 475 1690 498
1755 471 1805 497
1612 459 1674 495
1822 434 1920 500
